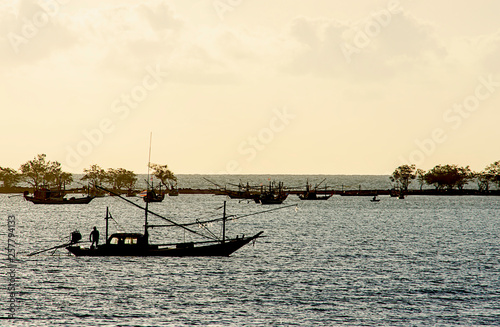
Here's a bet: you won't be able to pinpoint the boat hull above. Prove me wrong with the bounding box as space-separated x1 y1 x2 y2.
24 195 94 204
224 190 258 200
257 193 288 204
66 232 263 257
143 191 165 203
298 193 332 200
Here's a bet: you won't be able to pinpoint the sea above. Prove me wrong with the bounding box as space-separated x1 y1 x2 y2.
1 175 500 326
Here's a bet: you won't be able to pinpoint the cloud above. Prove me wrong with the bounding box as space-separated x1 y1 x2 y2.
0 1 287 85
1 1 499 87
283 17 348 76
381 15 445 57
474 30 500 74
0 1 183 77
0 0 77 66
281 10 448 81
137 1 183 32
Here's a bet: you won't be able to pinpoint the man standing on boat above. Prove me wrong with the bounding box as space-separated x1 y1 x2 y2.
89 226 99 249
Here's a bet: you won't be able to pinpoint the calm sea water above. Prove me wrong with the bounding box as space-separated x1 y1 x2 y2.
2 175 500 326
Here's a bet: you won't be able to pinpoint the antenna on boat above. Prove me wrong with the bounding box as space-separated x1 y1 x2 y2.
144 132 153 242
147 132 152 182
222 201 226 244
105 206 109 245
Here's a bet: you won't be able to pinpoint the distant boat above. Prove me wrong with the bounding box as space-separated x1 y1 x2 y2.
226 182 259 200
23 189 94 204
143 189 165 203
370 195 380 202
298 192 332 200
205 178 259 200
142 134 165 203
255 181 288 205
298 179 333 201
390 189 406 199
141 183 165 203
168 185 179 196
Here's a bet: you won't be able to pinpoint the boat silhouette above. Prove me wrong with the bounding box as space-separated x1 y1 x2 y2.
297 179 333 200
23 189 94 204
255 181 288 204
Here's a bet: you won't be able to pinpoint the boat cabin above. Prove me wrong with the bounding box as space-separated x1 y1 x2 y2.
107 233 146 246
24 188 63 200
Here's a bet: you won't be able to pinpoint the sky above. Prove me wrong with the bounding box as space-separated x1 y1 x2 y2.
1 0 500 175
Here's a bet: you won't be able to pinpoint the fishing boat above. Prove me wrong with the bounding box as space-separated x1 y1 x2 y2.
66 200 263 256
67 224 263 257
204 178 259 200
143 186 165 203
23 189 94 204
370 195 380 202
168 185 179 196
142 136 165 203
255 181 288 205
226 182 259 200
297 179 333 201
28 185 293 257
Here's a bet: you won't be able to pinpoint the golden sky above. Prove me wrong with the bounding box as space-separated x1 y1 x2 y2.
1 0 499 174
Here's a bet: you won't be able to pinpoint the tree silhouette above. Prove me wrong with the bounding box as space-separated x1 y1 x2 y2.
424 164 471 190
416 168 426 191
390 164 416 191
106 168 137 191
82 164 107 186
0 167 21 188
150 163 177 190
19 154 71 190
484 161 500 189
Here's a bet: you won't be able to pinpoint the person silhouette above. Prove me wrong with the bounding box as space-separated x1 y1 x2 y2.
89 226 99 249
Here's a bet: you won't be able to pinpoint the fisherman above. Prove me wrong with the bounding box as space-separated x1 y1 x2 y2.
89 226 99 249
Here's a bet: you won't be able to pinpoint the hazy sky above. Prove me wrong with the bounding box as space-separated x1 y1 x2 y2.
1 0 500 174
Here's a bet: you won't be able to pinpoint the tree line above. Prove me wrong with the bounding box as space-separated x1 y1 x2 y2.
390 161 500 192
3 154 499 193
0 154 177 192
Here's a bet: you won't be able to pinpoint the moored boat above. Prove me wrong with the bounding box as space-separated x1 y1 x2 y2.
204 178 259 200
23 189 94 204
255 181 288 205
143 189 165 203
66 230 263 257
297 179 333 201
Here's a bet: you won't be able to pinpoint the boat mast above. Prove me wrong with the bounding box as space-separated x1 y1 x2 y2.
105 206 109 245
144 132 153 243
222 201 226 244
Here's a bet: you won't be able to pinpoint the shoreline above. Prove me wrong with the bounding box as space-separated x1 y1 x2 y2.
3 187 500 196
